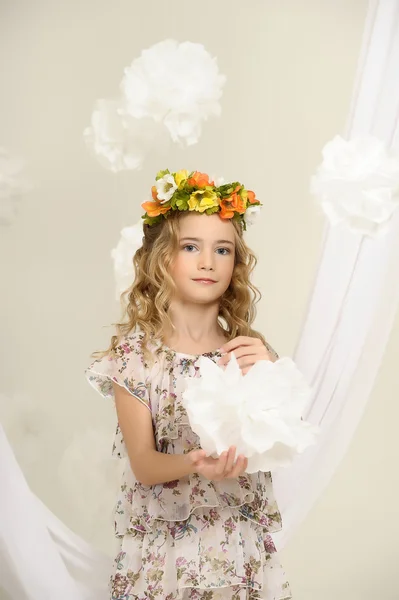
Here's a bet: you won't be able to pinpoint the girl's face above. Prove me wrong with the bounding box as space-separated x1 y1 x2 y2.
171 212 236 305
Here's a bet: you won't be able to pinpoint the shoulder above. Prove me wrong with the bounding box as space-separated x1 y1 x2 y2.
112 330 161 372
112 330 145 357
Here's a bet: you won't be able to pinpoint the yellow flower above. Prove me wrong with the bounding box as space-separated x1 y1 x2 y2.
188 195 199 211
175 169 189 187
189 189 219 213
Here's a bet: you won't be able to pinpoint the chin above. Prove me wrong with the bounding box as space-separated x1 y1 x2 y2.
180 290 222 305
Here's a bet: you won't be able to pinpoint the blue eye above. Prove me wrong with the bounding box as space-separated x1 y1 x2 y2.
182 244 197 252
216 247 231 255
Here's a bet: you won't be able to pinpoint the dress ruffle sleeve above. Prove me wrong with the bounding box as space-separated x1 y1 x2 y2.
85 333 151 458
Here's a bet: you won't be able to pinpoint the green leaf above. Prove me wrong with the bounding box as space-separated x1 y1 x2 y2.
155 169 170 181
205 206 220 215
143 214 163 227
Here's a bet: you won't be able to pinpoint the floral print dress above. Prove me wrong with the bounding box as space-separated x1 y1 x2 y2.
85 331 292 600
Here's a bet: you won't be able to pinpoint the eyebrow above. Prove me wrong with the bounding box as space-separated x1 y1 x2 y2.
180 237 235 246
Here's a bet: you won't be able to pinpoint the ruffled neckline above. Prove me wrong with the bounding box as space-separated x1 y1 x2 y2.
159 342 222 359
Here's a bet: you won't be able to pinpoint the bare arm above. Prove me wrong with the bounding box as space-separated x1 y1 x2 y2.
113 382 248 486
114 382 195 486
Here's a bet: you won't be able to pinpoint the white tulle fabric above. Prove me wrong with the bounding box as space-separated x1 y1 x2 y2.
182 354 318 473
273 0 399 548
0 423 111 600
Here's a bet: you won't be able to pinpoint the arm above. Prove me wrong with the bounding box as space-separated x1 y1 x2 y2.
114 382 195 486
113 383 248 486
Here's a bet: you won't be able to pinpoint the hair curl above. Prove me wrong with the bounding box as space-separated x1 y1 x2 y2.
93 211 266 362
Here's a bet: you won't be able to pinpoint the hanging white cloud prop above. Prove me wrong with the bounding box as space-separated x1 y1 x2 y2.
310 135 399 237
121 40 225 146
83 100 161 173
111 221 144 300
182 354 319 473
0 147 31 225
85 40 225 170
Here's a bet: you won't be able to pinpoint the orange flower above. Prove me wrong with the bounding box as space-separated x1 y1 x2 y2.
231 194 246 214
141 200 171 218
247 190 257 204
223 185 242 203
219 201 235 220
151 185 158 200
187 171 214 188
223 192 246 214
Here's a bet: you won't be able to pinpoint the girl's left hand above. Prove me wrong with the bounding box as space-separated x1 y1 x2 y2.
218 336 277 375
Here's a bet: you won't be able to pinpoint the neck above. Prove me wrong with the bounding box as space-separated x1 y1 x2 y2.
164 300 227 351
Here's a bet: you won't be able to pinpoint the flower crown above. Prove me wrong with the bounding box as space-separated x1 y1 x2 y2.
141 169 262 229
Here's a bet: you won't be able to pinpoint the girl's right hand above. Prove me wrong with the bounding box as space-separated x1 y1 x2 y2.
187 446 248 481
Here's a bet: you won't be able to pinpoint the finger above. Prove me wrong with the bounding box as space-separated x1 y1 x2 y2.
234 352 271 371
227 455 247 479
218 345 264 366
215 451 228 476
220 336 261 354
231 455 246 477
223 446 236 474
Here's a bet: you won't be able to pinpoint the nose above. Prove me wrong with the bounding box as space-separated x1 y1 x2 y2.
198 249 215 271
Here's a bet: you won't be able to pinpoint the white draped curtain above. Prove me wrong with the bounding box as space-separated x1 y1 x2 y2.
1 0 399 597
273 0 399 549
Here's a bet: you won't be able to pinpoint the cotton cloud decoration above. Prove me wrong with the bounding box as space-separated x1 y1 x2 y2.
121 40 225 146
85 40 226 171
310 135 399 237
182 354 319 473
0 147 31 225
111 221 144 300
84 100 159 173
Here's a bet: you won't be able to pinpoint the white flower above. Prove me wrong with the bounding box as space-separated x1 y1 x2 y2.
0 148 31 225
84 99 160 172
244 205 261 227
310 135 399 237
156 173 177 203
111 221 144 300
212 175 225 187
121 39 226 146
182 354 319 473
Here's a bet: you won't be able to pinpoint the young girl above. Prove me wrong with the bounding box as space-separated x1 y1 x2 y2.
85 170 292 600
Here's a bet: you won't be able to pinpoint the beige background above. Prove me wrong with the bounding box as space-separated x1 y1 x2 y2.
1 1 397 598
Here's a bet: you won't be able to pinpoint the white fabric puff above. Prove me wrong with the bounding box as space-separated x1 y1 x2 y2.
111 221 144 300
182 354 319 473
121 39 226 146
0 147 31 225
83 99 159 172
310 135 399 237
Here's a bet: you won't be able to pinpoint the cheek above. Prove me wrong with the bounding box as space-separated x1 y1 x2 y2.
224 257 235 280
171 254 188 280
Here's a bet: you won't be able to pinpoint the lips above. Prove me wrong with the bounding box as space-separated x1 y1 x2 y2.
193 278 217 283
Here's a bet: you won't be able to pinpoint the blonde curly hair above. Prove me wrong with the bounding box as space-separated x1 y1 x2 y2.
94 211 266 362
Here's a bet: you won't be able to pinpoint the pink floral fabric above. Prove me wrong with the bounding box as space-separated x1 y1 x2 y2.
86 332 292 599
